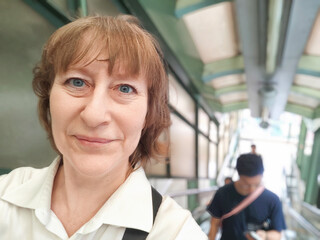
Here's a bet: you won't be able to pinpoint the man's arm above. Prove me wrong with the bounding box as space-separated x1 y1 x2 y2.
208 217 221 240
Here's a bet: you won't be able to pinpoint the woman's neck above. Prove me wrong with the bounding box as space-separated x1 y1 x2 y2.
51 161 131 236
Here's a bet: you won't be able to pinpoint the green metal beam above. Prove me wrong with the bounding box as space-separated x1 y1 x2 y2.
78 0 88 16
285 103 315 119
296 120 307 168
137 0 203 81
304 128 320 204
291 85 320 100
202 55 244 82
175 0 232 18
301 155 311 182
67 0 88 17
297 55 320 77
206 99 248 112
203 84 247 97
214 84 247 96
313 106 320 119
23 0 71 28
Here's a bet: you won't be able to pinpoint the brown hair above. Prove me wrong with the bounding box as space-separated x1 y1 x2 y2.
32 15 171 168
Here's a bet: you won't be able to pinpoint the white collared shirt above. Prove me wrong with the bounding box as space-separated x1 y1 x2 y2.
0 158 207 240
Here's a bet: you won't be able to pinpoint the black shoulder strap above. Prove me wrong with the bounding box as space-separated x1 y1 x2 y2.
122 186 163 240
151 186 162 223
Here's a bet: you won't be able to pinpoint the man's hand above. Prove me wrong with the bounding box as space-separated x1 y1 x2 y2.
245 230 281 240
245 231 263 240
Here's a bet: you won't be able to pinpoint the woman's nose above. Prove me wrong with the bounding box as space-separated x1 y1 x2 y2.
80 90 111 128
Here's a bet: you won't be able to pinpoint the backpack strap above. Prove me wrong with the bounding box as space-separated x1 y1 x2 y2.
122 186 162 240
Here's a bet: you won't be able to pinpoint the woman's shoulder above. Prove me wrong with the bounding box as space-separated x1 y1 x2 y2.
148 196 208 239
0 166 45 197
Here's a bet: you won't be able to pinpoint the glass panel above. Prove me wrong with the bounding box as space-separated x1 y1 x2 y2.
145 158 167 176
224 127 230 156
145 131 168 176
208 143 217 178
198 135 208 178
169 74 195 124
170 114 195 177
148 178 188 208
210 121 218 142
198 108 209 134
218 136 225 170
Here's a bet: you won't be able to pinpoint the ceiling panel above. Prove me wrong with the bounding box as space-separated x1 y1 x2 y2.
305 11 320 56
219 91 248 105
287 93 319 108
182 2 239 63
294 74 320 89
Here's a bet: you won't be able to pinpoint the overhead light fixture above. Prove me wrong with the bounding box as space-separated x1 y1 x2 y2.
258 84 277 128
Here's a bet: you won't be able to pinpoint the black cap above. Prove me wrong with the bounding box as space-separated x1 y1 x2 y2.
236 153 264 176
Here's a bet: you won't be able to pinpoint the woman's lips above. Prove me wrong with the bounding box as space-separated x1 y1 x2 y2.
74 135 115 148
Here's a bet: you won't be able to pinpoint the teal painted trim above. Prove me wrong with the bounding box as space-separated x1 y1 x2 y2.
175 0 232 18
206 99 248 112
214 84 247 97
299 55 320 71
297 69 320 78
0 168 11 175
291 85 320 100
202 56 244 82
23 0 71 28
202 69 244 82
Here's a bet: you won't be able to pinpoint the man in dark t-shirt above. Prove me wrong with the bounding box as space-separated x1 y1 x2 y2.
207 154 286 240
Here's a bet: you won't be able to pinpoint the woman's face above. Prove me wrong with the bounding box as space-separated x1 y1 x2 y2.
49 52 148 178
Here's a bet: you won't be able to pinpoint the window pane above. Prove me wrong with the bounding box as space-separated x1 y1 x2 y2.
145 132 168 176
198 108 209 134
210 121 218 142
208 143 217 178
145 158 167 176
170 114 195 177
169 74 195 124
198 135 208 178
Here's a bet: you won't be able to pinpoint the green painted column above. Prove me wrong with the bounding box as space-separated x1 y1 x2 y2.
187 179 199 212
304 128 320 204
301 155 311 182
296 120 307 168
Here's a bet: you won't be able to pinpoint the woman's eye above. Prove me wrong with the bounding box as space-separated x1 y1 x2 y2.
119 84 133 93
68 78 85 87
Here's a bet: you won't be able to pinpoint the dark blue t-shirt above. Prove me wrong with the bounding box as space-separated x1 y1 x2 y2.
207 183 286 240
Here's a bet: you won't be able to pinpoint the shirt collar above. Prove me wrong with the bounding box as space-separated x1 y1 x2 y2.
1 157 60 210
80 167 154 233
2 158 154 233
